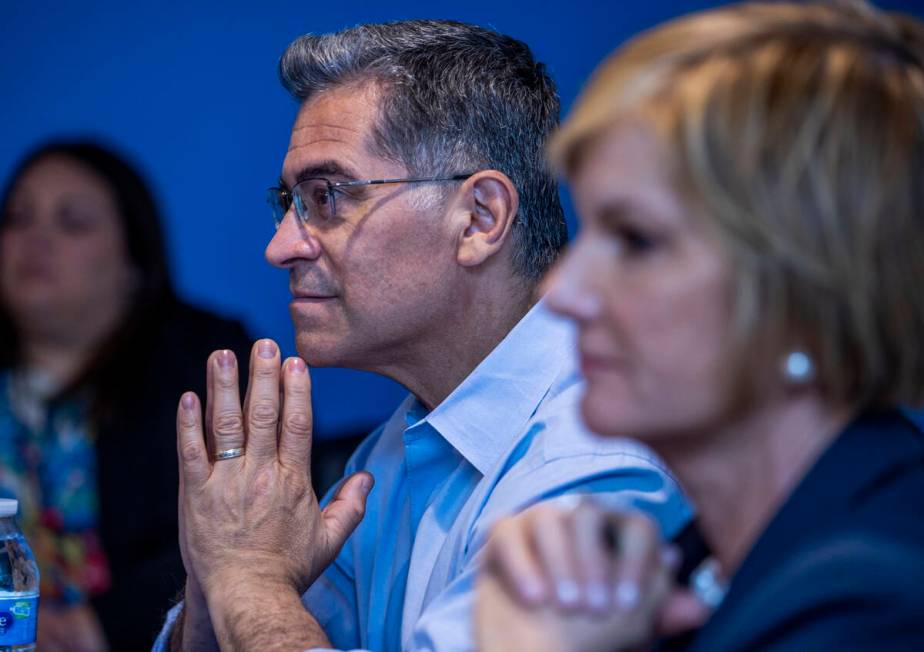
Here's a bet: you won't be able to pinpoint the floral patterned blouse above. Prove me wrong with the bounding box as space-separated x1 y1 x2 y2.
0 369 111 605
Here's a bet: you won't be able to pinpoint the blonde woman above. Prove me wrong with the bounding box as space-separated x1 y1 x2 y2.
476 2 924 650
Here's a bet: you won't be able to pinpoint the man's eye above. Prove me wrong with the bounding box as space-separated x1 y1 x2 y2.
306 184 337 221
312 187 331 206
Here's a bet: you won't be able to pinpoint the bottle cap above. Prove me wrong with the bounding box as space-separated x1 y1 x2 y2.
0 499 18 517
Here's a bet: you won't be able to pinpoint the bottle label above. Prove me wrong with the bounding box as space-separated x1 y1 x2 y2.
0 596 37 645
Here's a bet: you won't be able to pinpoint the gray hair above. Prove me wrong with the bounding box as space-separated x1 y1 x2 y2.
279 19 567 282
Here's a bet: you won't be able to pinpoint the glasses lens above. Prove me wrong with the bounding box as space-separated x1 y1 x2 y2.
267 188 288 229
292 179 335 224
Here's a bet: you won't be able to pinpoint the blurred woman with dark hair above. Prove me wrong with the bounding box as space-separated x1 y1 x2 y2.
476 2 924 650
0 141 251 650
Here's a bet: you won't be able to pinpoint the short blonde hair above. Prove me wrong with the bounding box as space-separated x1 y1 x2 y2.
553 1 924 408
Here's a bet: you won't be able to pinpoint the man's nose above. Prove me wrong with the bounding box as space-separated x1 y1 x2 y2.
265 211 323 269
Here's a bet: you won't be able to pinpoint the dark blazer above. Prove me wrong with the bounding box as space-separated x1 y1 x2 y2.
675 409 924 651
90 302 251 649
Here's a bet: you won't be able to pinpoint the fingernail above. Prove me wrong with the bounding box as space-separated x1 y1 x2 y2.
556 579 580 606
258 339 276 359
217 350 235 369
288 357 306 373
615 581 639 610
181 393 195 410
586 581 609 611
359 475 374 494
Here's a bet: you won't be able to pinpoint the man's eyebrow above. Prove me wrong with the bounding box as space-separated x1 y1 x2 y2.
291 160 359 185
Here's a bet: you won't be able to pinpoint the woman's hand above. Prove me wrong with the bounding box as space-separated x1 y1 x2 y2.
475 501 708 652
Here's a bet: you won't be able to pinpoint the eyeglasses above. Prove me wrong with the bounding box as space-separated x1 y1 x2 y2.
267 173 476 229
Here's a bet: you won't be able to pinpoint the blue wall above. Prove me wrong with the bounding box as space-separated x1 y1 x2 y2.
2 0 920 437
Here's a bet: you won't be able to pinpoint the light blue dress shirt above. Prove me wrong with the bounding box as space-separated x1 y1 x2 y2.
154 302 691 651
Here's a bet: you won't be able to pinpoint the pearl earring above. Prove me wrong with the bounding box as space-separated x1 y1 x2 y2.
782 350 815 384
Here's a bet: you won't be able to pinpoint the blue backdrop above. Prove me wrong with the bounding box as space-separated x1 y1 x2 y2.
2 0 921 437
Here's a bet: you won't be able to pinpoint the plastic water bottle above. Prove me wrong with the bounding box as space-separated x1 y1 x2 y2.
0 500 38 652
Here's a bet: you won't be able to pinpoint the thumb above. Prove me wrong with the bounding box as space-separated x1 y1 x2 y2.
657 588 711 637
321 472 374 560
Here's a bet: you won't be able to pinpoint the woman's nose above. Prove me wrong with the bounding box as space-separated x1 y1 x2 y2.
543 238 602 322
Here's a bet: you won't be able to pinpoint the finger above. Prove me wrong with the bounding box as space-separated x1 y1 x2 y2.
611 512 662 611
208 349 245 462
321 472 374 564
241 338 276 427
531 505 582 609
177 392 210 490
177 437 190 569
615 553 678 645
278 356 314 470
205 354 214 457
483 514 550 606
657 587 711 636
474 572 505 652
242 339 282 462
571 501 614 612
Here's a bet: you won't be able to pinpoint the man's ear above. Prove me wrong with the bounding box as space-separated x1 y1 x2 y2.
455 170 519 268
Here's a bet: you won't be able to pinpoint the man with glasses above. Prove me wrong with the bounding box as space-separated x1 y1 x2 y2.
157 20 689 651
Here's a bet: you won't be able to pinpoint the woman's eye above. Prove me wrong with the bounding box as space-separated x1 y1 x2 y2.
595 204 661 258
58 209 95 234
623 228 655 252
611 226 657 255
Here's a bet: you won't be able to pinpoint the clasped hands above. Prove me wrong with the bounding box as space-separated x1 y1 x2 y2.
476 502 710 652
175 339 373 645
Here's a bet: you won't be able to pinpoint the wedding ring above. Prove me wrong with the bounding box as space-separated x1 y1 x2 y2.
214 447 245 461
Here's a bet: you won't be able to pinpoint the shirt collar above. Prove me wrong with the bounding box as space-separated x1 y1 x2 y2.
418 300 576 475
